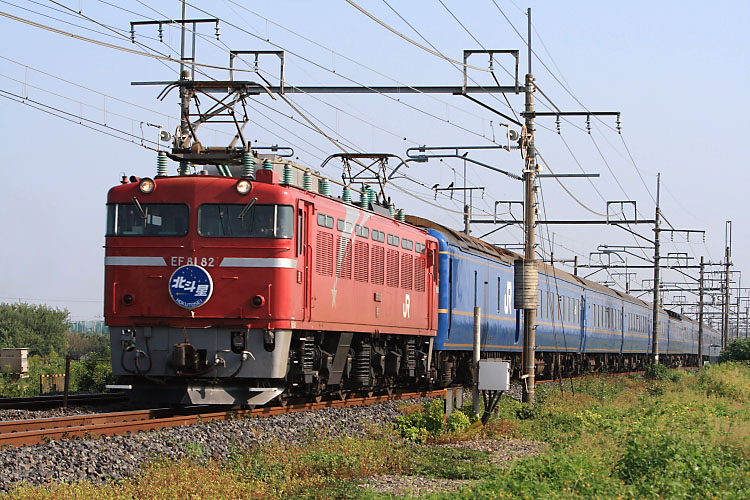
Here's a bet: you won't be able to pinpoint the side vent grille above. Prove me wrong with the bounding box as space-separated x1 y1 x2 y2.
354 241 369 282
386 249 399 288
315 231 333 276
371 246 385 285
415 256 426 292
400 254 413 290
336 236 352 279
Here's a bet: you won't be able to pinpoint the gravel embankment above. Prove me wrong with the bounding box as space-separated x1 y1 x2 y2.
0 399 414 491
0 383 549 492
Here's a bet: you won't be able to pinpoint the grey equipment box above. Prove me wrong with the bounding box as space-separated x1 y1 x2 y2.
0 348 29 374
478 359 511 391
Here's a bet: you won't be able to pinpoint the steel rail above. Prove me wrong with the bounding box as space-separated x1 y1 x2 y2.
0 392 127 410
0 390 444 448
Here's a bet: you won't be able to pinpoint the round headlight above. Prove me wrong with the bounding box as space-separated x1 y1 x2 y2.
236 179 252 194
139 177 155 194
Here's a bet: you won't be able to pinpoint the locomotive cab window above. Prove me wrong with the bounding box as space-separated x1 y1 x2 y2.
198 204 294 238
106 203 189 236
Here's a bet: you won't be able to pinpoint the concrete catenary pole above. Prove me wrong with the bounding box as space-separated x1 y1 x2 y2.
723 221 732 350
472 306 481 416
651 173 661 364
698 256 704 370
521 7 538 405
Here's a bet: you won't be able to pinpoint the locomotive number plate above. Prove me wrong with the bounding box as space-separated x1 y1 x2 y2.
170 256 216 267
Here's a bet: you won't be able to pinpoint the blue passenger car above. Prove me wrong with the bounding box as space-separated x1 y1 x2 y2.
407 216 719 381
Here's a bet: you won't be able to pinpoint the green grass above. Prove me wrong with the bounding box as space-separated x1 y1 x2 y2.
4 364 750 499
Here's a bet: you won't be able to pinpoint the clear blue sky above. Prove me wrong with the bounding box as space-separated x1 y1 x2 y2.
0 1 747 324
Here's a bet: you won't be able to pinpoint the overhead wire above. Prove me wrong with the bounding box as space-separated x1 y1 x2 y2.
344 0 490 72
0 88 159 150
205 0 499 140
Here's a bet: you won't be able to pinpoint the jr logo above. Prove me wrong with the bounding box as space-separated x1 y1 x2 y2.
403 294 411 318
504 281 513 315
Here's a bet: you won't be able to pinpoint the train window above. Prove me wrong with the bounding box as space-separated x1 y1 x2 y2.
346 222 353 233
415 242 425 254
387 234 400 247
198 204 294 238
537 290 543 316
337 219 345 231
355 225 370 238
107 203 189 237
498 278 503 312
401 239 413 250
318 213 335 228
372 230 385 243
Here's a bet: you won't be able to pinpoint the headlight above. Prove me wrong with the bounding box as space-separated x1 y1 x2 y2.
139 177 155 194
236 179 252 194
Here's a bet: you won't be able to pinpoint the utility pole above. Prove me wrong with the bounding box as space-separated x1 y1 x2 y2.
698 255 704 369
521 7 538 405
651 173 661 364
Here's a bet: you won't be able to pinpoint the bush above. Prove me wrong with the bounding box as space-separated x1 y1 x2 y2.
396 399 478 442
446 410 471 433
720 338 750 362
645 363 682 382
698 363 750 402
71 349 116 392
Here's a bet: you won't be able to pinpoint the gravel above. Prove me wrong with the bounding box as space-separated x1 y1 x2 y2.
0 399 417 492
0 384 552 493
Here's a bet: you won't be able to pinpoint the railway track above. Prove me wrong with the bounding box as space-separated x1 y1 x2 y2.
0 392 127 411
0 389 444 448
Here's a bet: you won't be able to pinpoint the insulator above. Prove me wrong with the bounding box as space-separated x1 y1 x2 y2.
242 152 255 178
158 24 163 42
303 170 313 191
353 342 372 385
283 164 293 185
388 204 396 219
397 209 406 222
215 22 221 39
179 161 191 176
359 186 369 208
262 158 273 171
586 115 591 135
156 151 168 177
342 185 352 204
367 187 377 208
130 28 135 43
319 179 330 196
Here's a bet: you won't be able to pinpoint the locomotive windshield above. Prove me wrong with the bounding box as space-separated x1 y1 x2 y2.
198 204 294 238
106 203 189 236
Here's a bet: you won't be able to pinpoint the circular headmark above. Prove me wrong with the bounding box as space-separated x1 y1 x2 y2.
168 265 214 309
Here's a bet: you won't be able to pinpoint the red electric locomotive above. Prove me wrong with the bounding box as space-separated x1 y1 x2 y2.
106 159 439 405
